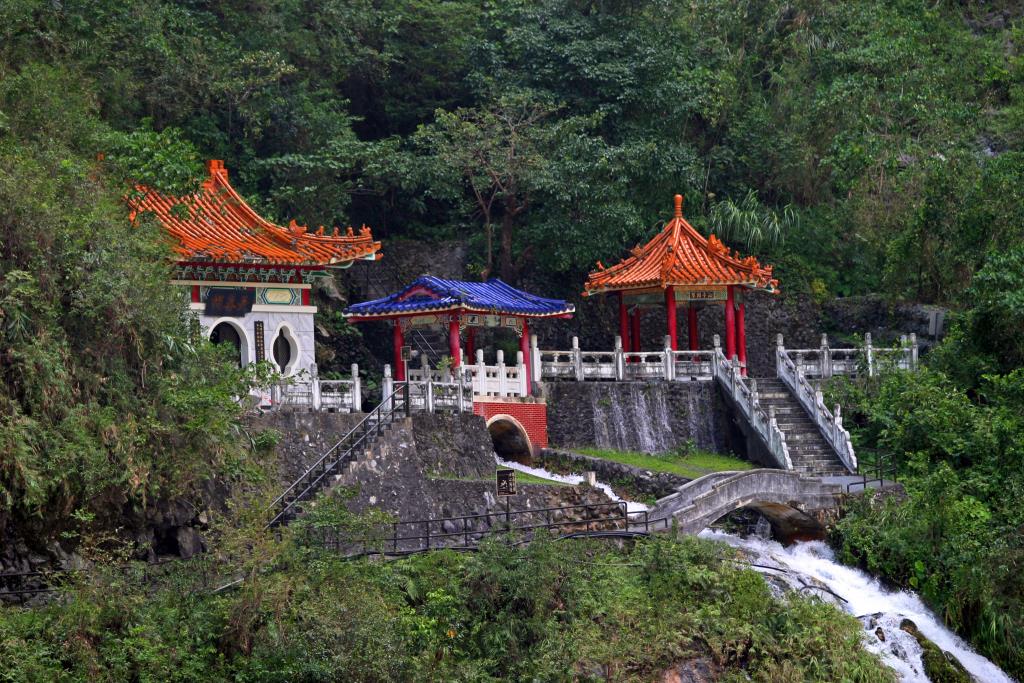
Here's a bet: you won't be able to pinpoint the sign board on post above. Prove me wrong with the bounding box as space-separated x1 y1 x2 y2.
495 469 517 497
401 345 412 362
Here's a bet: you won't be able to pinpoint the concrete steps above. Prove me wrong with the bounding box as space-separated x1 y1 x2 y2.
752 377 850 477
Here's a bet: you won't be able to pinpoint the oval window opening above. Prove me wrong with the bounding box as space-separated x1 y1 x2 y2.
273 329 294 374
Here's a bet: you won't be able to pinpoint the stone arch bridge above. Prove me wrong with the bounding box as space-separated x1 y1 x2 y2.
648 469 867 539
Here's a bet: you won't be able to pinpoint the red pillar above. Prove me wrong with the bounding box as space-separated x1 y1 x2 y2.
688 306 699 351
301 288 311 306
519 319 531 387
448 317 461 367
737 299 748 376
466 327 476 361
191 285 201 303
630 309 642 353
618 292 630 351
724 286 737 361
393 323 405 381
665 286 678 351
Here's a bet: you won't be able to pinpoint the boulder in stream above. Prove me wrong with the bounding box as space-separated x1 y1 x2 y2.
899 619 971 683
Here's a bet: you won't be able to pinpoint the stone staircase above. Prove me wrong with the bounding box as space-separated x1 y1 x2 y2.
266 387 415 528
753 377 850 477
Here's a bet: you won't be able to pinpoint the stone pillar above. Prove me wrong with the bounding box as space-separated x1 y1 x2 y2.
617 292 630 352
736 298 747 376
725 286 736 361
448 317 461 368
665 285 678 351
393 322 405 381
688 305 699 351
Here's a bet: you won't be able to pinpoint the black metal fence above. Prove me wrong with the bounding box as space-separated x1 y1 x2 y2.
847 448 899 492
310 501 671 557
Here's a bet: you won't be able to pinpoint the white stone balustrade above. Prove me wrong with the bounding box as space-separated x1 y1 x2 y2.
268 363 362 413
711 335 793 470
381 363 474 414
776 335 857 473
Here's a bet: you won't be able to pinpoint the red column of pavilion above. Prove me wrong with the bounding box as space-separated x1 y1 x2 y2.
664 285 677 350
618 292 630 351
736 299 748 376
688 306 699 351
392 322 405 381
630 308 642 353
724 286 737 361
448 317 461 367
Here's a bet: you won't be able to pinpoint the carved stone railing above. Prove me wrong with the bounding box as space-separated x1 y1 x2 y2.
406 350 529 399
464 350 529 397
382 365 473 414
776 335 857 473
786 333 918 379
268 363 362 412
535 336 714 382
710 337 792 470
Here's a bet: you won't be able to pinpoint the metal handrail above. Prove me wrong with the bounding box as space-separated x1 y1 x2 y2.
266 384 411 528
313 501 672 556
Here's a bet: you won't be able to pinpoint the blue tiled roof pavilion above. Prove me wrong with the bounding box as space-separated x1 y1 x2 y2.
344 276 575 320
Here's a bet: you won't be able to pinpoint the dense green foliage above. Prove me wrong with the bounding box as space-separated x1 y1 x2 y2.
0 535 892 682
0 63 269 540
3 1 1024 679
3 0 1022 297
827 270 1024 677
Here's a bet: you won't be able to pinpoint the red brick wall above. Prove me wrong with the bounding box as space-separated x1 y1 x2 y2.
473 401 548 450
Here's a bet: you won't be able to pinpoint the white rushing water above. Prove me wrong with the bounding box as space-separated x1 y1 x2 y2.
494 457 649 514
700 530 1016 683
492 458 1013 682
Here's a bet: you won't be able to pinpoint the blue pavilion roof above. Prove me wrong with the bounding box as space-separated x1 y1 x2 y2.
344 276 575 319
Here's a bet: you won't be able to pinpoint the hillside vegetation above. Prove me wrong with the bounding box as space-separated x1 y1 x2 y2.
2 1 1024 679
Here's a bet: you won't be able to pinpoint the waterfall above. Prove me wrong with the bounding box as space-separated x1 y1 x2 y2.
587 383 676 453
700 530 1016 683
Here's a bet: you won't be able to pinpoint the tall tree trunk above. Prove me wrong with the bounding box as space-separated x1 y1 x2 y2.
499 212 515 283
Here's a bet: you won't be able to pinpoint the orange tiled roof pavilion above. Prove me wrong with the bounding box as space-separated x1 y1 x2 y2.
131 160 381 280
583 194 778 373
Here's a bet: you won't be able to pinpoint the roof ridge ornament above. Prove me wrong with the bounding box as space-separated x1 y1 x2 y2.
674 194 683 219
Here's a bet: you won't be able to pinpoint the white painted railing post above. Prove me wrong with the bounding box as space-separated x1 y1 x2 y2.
614 335 625 381
516 351 527 396
820 333 831 379
426 380 434 413
910 333 918 370
497 350 507 396
865 333 874 377
572 336 583 381
663 335 674 381
457 372 466 412
475 349 486 395
351 363 361 412
775 334 785 378
530 334 541 381
382 365 393 411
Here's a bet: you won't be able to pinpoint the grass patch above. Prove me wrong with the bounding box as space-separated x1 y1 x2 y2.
575 446 753 479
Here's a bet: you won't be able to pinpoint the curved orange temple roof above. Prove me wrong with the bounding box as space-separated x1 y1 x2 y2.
584 194 778 296
130 160 381 267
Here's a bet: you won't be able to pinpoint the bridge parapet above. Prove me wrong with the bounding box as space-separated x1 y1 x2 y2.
651 469 845 537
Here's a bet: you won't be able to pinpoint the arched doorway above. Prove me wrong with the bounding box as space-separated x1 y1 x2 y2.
486 414 533 464
210 321 244 366
272 325 298 375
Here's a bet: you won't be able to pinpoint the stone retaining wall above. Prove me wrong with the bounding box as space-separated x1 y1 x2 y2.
543 381 730 454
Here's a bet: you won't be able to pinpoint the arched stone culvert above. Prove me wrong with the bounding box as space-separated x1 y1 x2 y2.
486 414 533 464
